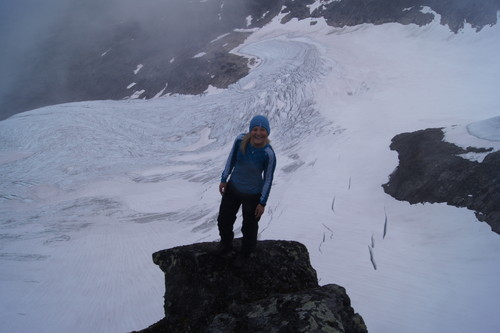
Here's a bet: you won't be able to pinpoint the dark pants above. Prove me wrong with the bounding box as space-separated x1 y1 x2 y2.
217 182 261 256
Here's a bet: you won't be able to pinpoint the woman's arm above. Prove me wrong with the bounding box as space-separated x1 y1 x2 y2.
254 204 265 218
220 135 244 183
259 146 277 206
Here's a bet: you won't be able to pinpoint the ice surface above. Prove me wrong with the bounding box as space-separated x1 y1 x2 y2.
467 116 500 142
1 15 500 333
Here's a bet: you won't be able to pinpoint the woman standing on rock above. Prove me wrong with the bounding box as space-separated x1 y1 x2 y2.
215 115 277 266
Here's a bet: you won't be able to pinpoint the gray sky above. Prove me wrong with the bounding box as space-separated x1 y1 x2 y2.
0 0 234 118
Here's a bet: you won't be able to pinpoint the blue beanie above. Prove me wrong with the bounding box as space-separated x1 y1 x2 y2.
249 115 270 135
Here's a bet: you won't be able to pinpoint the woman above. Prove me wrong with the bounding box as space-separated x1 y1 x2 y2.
215 115 277 266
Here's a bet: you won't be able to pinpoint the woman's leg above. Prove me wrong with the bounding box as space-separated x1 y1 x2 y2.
240 194 261 257
217 183 241 249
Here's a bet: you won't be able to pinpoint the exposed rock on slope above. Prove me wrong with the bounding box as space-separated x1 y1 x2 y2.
135 239 367 333
3 0 499 119
285 0 500 33
383 128 500 234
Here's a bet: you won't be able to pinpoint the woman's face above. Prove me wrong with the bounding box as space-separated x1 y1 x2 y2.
250 126 268 148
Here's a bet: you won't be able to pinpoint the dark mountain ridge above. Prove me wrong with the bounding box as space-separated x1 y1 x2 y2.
1 0 499 120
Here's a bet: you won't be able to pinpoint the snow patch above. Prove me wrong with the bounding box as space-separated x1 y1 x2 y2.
420 6 435 14
193 52 206 58
204 85 224 95
210 33 230 43
129 90 145 99
153 83 168 98
233 28 259 33
308 0 337 14
134 64 143 75
101 48 111 56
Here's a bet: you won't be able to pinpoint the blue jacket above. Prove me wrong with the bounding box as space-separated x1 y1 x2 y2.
221 134 276 205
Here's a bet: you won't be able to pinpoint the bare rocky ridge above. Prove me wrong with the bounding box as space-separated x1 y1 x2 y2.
383 128 500 234
284 0 500 32
134 239 367 333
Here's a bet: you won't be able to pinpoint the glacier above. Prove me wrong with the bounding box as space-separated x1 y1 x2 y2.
1 13 500 333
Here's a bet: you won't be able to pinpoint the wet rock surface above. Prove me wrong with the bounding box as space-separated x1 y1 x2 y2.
383 128 500 234
135 239 367 333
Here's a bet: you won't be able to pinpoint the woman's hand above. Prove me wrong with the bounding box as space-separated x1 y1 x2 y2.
255 204 265 218
219 182 227 196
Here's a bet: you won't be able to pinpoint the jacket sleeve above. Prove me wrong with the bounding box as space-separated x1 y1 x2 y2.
259 146 277 205
220 135 242 183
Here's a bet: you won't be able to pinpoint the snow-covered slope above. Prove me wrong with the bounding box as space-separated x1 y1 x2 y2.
1 12 500 333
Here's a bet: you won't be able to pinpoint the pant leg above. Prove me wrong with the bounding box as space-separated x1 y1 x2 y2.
240 193 261 256
217 183 241 247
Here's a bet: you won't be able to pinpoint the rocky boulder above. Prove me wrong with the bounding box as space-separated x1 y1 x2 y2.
383 128 500 234
135 239 367 333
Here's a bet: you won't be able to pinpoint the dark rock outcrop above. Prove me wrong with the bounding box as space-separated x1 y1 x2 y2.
301 0 500 33
383 128 500 234
135 239 367 333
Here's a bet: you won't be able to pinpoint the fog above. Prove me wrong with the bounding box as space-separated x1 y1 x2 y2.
0 0 252 120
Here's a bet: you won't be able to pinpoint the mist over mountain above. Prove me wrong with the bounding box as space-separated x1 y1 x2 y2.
1 0 499 120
